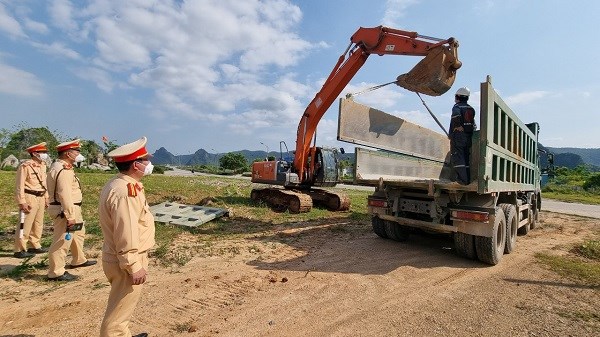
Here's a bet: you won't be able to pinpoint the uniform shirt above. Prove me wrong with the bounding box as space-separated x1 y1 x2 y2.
15 159 48 204
450 101 476 135
47 159 82 221
99 173 156 274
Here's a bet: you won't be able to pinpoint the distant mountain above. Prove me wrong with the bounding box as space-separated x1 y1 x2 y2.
152 145 600 170
151 147 176 165
151 148 283 166
546 147 600 167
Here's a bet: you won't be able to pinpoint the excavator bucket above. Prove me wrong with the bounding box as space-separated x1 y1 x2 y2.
396 45 462 96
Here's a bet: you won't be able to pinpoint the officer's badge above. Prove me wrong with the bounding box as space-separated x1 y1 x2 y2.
127 183 138 197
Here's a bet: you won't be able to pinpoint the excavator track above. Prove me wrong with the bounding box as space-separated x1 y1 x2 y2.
307 189 351 211
251 188 313 213
250 188 350 213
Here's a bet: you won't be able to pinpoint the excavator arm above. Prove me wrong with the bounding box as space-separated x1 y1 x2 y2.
294 26 462 183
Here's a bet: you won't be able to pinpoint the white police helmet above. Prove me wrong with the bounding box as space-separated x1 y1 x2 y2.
456 87 470 97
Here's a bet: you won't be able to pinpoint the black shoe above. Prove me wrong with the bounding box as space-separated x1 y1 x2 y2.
13 251 35 258
133 333 148 337
27 247 48 254
48 271 79 282
67 260 97 269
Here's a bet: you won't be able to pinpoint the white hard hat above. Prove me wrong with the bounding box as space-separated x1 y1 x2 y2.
455 87 470 97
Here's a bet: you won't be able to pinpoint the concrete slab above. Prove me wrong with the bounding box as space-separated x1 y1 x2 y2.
150 202 229 227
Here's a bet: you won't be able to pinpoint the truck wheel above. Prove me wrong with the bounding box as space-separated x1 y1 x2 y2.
500 204 517 254
454 232 476 259
475 207 506 265
384 221 409 242
371 217 388 239
518 208 531 235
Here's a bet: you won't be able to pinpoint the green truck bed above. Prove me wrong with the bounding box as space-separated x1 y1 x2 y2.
337 76 541 194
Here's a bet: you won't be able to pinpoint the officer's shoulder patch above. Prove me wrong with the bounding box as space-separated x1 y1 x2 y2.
20 160 33 167
127 183 138 197
62 163 73 170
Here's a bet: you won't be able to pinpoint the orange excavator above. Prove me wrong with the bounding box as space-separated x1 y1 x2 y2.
251 26 462 213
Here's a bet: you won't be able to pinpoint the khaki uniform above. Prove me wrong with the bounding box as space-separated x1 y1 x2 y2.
14 159 48 252
47 159 89 278
99 173 155 337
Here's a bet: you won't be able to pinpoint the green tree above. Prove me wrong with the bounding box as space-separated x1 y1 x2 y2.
79 140 103 165
4 127 59 159
219 152 248 172
583 173 600 191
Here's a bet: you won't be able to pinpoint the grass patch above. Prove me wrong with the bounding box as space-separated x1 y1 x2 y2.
572 240 600 260
557 309 600 322
1 256 48 279
535 252 600 287
0 171 372 269
543 192 600 205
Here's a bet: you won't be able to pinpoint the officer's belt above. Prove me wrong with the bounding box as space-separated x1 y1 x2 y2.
25 189 45 197
49 201 82 206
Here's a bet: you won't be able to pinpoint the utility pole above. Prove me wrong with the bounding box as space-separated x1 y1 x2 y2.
260 142 269 160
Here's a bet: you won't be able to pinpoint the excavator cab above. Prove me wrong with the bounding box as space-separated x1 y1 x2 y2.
396 43 462 96
311 147 340 188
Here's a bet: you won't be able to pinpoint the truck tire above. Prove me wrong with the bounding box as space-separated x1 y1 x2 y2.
371 217 388 239
454 232 476 259
384 221 409 242
475 207 506 265
500 204 517 254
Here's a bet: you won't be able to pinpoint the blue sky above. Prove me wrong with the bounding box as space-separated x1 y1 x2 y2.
1 0 599 155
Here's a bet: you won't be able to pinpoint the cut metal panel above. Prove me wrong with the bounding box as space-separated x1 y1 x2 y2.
150 202 228 227
355 147 452 182
354 148 477 191
337 98 450 162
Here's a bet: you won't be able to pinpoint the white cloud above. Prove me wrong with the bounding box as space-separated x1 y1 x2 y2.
49 0 78 32
60 0 323 135
30 41 80 60
0 62 44 96
505 90 550 105
72 67 115 92
0 3 26 37
382 0 419 27
23 18 49 34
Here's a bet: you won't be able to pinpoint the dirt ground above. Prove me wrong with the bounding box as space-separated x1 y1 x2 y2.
0 212 598 337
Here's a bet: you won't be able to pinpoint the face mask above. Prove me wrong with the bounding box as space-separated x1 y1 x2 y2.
75 154 85 162
38 153 49 161
142 162 154 176
135 161 154 176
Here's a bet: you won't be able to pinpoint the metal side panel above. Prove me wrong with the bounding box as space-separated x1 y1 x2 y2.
354 147 456 185
337 97 450 162
150 202 229 227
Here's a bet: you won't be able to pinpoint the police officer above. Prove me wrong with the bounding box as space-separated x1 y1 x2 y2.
14 142 49 258
99 137 155 337
47 139 96 281
449 87 477 185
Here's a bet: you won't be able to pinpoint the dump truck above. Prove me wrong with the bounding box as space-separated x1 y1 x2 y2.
338 75 552 265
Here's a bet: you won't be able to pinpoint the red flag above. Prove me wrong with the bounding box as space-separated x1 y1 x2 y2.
102 136 108 143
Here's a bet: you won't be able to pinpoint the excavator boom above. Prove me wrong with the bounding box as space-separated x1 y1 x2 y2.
295 26 461 183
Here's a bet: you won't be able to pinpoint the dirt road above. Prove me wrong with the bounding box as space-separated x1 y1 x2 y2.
0 211 598 336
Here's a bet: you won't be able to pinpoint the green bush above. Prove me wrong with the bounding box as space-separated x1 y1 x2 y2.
583 173 600 191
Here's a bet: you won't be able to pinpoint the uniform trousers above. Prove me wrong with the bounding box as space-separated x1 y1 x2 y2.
450 131 473 185
47 205 87 278
14 194 45 252
100 253 149 337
